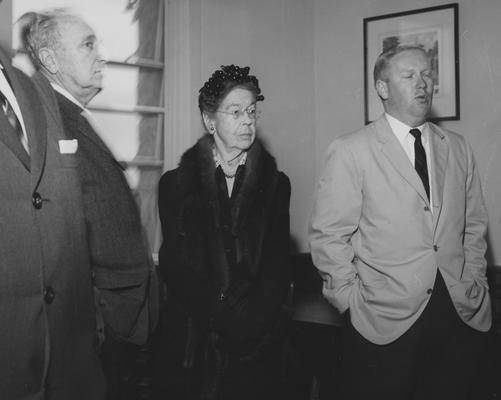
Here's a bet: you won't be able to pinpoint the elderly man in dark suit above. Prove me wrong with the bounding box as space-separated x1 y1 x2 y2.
20 9 157 398
0 43 106 398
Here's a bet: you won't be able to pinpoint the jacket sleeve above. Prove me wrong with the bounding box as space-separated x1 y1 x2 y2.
463 141 488 279
214 173 292 356
308 138 361 314
157 170 215 329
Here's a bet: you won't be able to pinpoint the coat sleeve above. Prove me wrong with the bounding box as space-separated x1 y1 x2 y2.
463 141 488 279
308 138 361 314
157 170 215 329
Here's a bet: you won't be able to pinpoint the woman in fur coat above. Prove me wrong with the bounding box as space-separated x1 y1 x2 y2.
154 65 291 400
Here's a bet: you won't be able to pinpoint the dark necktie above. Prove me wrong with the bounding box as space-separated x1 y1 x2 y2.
409 128 429 201
0 90 27 154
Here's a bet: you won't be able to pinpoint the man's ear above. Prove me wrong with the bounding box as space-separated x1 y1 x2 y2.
38 47 58 74
375 79 389 100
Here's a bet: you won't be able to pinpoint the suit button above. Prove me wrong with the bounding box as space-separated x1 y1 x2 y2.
424 206 430 211
32 192 43 209
433 245 439 251
427 288 433 295
44 286 55 304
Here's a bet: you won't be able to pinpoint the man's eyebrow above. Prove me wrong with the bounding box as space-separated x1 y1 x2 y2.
81 34 97 43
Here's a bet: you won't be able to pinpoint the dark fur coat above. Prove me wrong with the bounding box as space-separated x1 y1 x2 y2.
155 135 291 399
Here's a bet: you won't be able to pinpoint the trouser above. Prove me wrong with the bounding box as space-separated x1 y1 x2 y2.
343 270 489 400
284 321 344 400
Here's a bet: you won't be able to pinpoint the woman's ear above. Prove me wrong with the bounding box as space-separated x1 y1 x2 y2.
202 112 215 134
38 47 58 75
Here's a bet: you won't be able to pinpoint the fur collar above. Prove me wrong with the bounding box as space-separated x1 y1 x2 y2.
177 134 278 212
176 134 280 282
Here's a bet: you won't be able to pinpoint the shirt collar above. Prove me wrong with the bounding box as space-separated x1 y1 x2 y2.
385 112 428 144
50 82 86 111
213 148 247 168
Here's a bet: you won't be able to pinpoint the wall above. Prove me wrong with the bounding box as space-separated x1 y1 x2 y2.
167 0 316 252
169 0 501 261
314 0 501 265
1 0 500 262
0 0 12 50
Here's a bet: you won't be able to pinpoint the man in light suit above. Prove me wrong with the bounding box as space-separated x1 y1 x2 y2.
21 9 158 398
309 45 491 400
0 45 106 398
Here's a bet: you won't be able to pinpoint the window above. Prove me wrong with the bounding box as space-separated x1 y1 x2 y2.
12 0 165 254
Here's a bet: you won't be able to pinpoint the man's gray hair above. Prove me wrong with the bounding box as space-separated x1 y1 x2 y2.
19 9 76 70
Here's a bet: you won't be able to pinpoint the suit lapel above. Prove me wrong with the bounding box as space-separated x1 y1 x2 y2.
32 72 63 133
78 113 115 158
427 123 448 233
55 92 123 169
78 111 126 171
0 111 30 169
11 71 47 182
373 116 429 204
0 49 47 175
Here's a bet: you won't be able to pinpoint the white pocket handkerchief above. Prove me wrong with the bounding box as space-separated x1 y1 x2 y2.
58 139 78 154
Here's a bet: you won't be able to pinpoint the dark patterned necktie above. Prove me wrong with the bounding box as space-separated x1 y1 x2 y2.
0 90 27 153
409 128 429 201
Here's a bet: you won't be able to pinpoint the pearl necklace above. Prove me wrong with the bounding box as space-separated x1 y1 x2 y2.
213 148 246 179
222 170 236 179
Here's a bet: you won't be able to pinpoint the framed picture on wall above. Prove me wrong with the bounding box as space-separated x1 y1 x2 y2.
363 3 459 124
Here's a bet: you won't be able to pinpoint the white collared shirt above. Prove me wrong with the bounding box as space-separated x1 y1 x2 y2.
51 82 86 110
0 64 29 152
51 82 103 144
385 112 433 205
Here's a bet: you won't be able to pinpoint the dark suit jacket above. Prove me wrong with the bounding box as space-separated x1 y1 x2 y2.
32 75 157 345
0 49 106 398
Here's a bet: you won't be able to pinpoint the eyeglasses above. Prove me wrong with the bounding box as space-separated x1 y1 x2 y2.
216 105 261 120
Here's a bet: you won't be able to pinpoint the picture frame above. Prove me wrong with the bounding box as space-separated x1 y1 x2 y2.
363 3 459 124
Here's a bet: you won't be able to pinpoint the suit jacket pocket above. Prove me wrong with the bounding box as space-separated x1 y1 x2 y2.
448 278 489 321
356 264 388 290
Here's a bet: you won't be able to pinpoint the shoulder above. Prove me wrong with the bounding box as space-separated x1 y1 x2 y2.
428 121 464 143
8 67 43 107
159 168 179 191
276 171 291 197
31 72 54 99
158 138 205 197
252 143 291 206
428 122 471 155
323 124 375 168
54 92 82 118
328 121 376 151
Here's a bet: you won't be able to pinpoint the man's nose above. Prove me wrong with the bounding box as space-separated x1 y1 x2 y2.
416 74 426 88
97 44 108 64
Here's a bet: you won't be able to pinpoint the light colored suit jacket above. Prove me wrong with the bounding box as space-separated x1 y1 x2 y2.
309 115 491 345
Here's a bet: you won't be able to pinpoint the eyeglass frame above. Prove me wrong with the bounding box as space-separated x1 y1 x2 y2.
215 104 261 120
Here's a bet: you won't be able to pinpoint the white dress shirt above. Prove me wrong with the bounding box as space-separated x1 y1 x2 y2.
51 82 105 147
385 112 433 206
